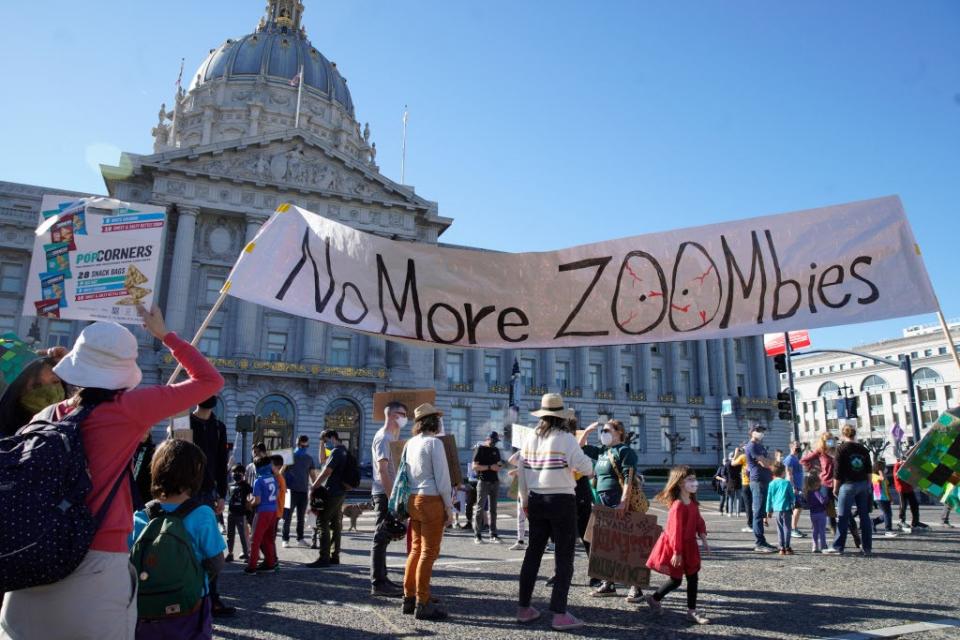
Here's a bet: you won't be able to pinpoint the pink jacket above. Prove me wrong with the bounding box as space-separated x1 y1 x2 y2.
52 332 224 552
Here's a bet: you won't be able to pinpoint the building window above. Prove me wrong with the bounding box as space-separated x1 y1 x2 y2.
329 336 350 365
946 386 954 403
446 353 464 384
0 315 16 333
734 339 744 362
620 365 633 393
589 363 602 392
629 414 644 452
650 343 659 354
483 355 499 384
48 320 73 347
659 415 672 452
924 349 933 357
198 326 221 356
679 341 689 358
861 375 888 391
450 407 469 449
939 347 948 355
266 332 287 361
520 358 536 388
918 387 936 404
680 371 691 397
869 413 886 429
0 262 24 294
922 409 939 429
689 415 701 452
204 276 225 305
556 360 571 390
652 368 663 396
736 374 746 397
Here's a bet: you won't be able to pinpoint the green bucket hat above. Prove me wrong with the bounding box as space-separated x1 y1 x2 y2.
0 332 42 407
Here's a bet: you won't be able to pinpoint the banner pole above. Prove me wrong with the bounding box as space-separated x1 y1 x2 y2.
934 306 960 377
165 288 230 385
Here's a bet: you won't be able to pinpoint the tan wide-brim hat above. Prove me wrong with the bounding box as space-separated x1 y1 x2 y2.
53 322 142 391
531 393 574 419
414 402 443 421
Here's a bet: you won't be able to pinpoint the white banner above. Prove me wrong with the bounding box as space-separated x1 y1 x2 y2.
224 196 936 348
23 195 167 325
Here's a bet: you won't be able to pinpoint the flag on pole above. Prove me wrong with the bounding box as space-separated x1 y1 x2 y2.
174 57 185 90
891 420 905 442
293 64 304 128
289 69 302 87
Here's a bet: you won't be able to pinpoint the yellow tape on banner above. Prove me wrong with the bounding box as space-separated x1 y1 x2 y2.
915 244 922 256
244 242 256 253
222 281 232 293
277 203 291 213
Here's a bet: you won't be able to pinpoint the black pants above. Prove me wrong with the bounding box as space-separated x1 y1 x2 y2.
283 490 309 541
370 493 392 585
718 490 728 513
653 571 699 610
317 493 345 562
898 490 920 526
518 492 577 614
226 511 248 555
741 485 753 527
464 482 478 523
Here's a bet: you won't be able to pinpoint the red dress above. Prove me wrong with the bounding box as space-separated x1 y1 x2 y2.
646 499 706 579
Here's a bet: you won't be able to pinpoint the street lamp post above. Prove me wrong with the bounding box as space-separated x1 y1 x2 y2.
662 428 685 467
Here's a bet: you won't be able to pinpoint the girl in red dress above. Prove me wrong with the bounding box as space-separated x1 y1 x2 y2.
645 465 711 625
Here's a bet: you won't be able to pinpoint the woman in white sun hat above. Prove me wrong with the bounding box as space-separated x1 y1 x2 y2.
0 305 224 640
515 393 595 632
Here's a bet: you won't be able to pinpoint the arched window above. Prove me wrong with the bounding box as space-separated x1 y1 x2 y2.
817 381 840 426
914 367 942 386
818 381 840 397
860 375 889 391
254 394 296 453
256 393 296 425
325 398 362 454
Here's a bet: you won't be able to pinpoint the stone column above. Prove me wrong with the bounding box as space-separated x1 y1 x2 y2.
542 349 556 392
712 340 729 399
608 347 622 397
667 342 681 396
470 348 485 387
201 105 217 145
753 336 769 398
302 319 325 364
639 344 651 394
163 206 198 336
433 348 446 385
235 216 267 358
697 340 710 397
575 347 589 393
724 339 738 397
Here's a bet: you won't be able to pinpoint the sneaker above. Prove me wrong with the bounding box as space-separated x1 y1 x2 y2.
942 522 956 528
741 527 753 533
624 587 644 603
509 541 526 551
812 547 822 553
415 602 448 621
516 606 541 623
305 558 330 568
459 523 473 531
822 547 842 555
883 531 898 538
545 575 556 587
225 553 234 563
591 582 618 597
588 578 602 588
686 609 711 625
490 536 503 544
474 537 483 545
402 597 416 616
644 595 664 616
551 612 584 631
791 530 806 538
785 548 795 555
778 549 787 555
371 582 404 598
257 563 279 573
330 555 340 565
239 553 248 560
900 523 912 533
282 540 290 548
754 545 777 554
243 567 258 575
860 550 874 557
914 522 929 529
726 512 732 518
545 543 555 553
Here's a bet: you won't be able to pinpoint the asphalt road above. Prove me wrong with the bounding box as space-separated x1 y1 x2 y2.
212 502 960 639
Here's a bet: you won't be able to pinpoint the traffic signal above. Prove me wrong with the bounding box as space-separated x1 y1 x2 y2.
777 391 792 421
773 354 787 374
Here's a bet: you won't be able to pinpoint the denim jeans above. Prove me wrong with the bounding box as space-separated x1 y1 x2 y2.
833 480 873 552
370 493 392 585
750 480 769 546
282 490 309 541
741 486 753 527
518 492 577 614
598 489 621 508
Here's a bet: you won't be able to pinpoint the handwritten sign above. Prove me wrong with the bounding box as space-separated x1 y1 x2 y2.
224 197 935 348
389 434 463 488
511 424 534 450
585 505 663 588
373 389 436 420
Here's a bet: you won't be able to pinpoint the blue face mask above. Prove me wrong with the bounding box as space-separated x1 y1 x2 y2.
827 439 836 447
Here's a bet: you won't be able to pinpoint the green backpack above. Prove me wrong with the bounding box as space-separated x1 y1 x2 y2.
130 499 205 619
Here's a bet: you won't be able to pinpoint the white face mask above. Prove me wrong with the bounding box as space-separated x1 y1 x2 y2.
600 432 614 447
684 479 699 493
754 432 765 441
395 416 408 430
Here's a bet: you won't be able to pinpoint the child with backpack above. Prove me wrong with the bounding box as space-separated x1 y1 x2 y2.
225 464 252 562
246 456 279 574
130 439 226 639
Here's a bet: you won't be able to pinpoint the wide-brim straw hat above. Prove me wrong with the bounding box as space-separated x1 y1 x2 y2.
531 393 574 419
53 322 142 391
414 402 444 422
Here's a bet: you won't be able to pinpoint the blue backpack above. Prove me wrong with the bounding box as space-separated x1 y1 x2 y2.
0 403 127 592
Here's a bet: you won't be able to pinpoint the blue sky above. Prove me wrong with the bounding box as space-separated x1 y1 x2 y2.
2 1 958 351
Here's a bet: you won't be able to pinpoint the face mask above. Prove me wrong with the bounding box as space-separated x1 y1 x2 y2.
684 479 699 493
232 473 244 483
19 383 65 414
600 432 614 446
754 432 765 441
826 439 836 447
395 416 408 430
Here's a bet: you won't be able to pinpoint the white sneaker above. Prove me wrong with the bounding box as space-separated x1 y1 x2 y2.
740 527 753 533
474 537 483 545
545 543 555 553
726 513 733 518
509 541 526 550
282 540 290 548
791 530 806 538
900 524 912 533
883 531 898 538
490 536 503 544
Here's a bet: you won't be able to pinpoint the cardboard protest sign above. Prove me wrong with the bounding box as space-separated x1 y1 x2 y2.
897 407 960 513
224 197 935 348
373 389 436 420
390 434 462 488
23 195 167 325
585 505 662 588
511 424 534 450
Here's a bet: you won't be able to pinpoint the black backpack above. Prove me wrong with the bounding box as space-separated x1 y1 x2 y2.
342 449 361 490
0 403 128 592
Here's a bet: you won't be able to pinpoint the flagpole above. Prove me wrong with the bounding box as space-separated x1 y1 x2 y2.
294 64 304 129
935 306 960 376
401 105 408 184
165 287 230 385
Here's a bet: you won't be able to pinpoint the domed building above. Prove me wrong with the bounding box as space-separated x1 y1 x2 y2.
0 0 784 470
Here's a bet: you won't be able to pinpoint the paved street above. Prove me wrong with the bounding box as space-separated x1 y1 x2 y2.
212 502 960 639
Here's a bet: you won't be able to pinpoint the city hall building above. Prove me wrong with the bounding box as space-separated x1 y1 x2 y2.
0 0 783 466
